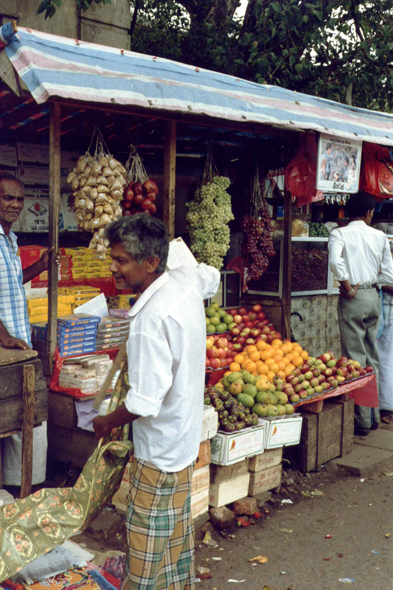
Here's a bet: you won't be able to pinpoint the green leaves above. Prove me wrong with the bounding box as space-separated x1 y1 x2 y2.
37 0 51 14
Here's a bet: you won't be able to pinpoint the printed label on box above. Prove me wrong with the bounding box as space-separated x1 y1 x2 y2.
210 424 265 466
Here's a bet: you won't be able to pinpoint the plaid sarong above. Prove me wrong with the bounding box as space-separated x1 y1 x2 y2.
122 459 195 590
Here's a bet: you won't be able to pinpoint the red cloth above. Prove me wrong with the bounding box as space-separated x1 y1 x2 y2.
294 374 378 409
50 347 119 399
284 134 324 206
360 142 393 199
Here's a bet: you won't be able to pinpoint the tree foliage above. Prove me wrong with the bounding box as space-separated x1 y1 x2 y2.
36 0 393 111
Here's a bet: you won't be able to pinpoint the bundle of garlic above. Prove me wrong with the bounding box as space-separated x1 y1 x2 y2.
66 129 127 256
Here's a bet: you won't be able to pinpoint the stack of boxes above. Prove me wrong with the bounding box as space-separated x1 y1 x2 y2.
96 316 130 351
65 247 112 280
57 314 100 356
58 286 101 310
27 296 75 325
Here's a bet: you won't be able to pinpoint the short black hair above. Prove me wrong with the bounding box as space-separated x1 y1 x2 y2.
344 155 349 164
326 143 332 150
346 192 375 219
105 214 169 272
0 172 24 192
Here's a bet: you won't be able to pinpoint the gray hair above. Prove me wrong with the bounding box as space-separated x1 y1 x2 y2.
0 172 24 192
104 214 169 272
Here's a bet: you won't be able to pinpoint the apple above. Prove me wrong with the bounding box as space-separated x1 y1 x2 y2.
257 312 266 320
219 358 227 367
275 383 285 392
238 307 247 316
205 358 210 368
217 348 226 359
250 329 261 338
271 331 282 340
320 353 331 362
345 373 353 382
313 369 321 377
290 393 300 403
306 387 314 396
337 358 348 368
206 337 215 349
336 375 345 383
301 364 310 374
217 338 228 348
318 364 327 371
283 385 295 396
233 315 242 324
302 380 310 389
227 342 234 350
228 322 237 331
262 326 271 335
365 366 374 373
299 391 308 399
347 364 355 373
233 343 242 351
310 377 319 388
352 370 360 378
237 322 245 330
304 371 313 380
324 368 333 377
314 385 323 394
308 357 316 365
210 358 220 369
337 367 348 376
246 338 256 345
298 374 305 383
207 346 219 359
290 376 299 386
230 327 240 337
326 350 335 358
249 312 258 321
322 382 330 390
293 368 301 376
266 334 275 343
359 368 367 376
329 378 338 388
260 319 270 327
314 359 323 366
326 359 337 368
237 336 246 345
352 361 361 369
240 329 250 336
242 315 250 323
252 304 262 313
318 375 326 383
331 367 338 375
294 383 305 393
228 309 238 317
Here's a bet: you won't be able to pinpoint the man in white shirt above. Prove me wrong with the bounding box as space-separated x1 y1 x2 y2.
329 192 393 435
93 214 220 590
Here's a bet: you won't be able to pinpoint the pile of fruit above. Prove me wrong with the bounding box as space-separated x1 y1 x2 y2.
227 304 282 347
204 368 295 433
122 179 158 216
206 335 235 370
205 303 235 334
284 352 374 401
186 176 234 270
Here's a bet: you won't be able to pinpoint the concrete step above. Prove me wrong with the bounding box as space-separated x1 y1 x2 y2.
333 444 393 476
354 428 393 452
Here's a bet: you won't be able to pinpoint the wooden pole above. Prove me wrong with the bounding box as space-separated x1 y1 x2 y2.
21 364 35 499
163 120 176 240
48 103 61 366
282 189 293 339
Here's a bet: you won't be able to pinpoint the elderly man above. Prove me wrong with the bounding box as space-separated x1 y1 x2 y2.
0 173 56 486
93 214 220 590
329 192 393 436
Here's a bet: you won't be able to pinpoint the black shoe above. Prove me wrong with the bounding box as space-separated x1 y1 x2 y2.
370 423 379 430
354 427 370 436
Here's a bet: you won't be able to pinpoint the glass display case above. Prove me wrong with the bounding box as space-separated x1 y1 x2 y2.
208 270 241 309
291 237 329 295
247 238 283 297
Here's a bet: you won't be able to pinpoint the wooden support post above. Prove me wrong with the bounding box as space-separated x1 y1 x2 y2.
163 120 176 240
282 189 292 339
21 364 35 499
48 102 61 366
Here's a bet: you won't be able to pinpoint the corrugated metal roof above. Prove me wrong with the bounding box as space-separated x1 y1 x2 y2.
4 27 393 146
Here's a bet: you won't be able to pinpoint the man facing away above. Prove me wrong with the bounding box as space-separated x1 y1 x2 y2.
93 214 220 590
0 173 58 486
329 192 393 436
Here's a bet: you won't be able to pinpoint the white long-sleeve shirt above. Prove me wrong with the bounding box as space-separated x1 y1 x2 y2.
124 263 220 472
329 220 393 286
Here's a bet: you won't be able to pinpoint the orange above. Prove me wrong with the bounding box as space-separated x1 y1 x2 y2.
270 363 279 374
256 340 267 351
280 343 291 355
252 370 258 376
261 350 273 361
282 356 290 366
229 362 241 372
277 361 286 371
267 370 275 382
224 371 231 377
241 360 249 369
250 351 261 362
272 352 283 362
292 344 303 354
285 352 295 362
301 350 309 360
284 363 295 376
292 356 303 367
272 339 283 347
265 357 275 366
257 363 269 375
245 361 257 373
247 345 257 353
277 370 286 379
233 354 244 364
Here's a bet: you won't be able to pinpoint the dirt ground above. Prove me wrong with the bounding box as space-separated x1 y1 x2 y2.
76 456 393 590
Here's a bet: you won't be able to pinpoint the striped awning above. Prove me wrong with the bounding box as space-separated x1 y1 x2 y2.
3 26 393 146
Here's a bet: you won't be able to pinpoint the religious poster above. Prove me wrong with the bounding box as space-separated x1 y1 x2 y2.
317 133 362 193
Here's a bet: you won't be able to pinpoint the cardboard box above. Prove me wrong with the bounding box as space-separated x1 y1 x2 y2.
0 145 17 167
18 166 49 185
191 487 209 519
248 447 283 473
195 440 211 471
209 473 250 508
210 423 265 466
210 459 249 484
248 464 282 496
260 416 303 449
191 465 209 495
201 405 218 442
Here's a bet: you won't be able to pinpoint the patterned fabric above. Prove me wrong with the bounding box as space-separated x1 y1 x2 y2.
122 459 195 590
0 225 31 346
0 362 133 583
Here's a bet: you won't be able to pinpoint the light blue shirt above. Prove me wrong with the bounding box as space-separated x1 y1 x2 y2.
0 225 31 346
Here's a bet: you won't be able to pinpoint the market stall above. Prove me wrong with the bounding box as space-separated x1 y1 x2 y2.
1 21 393 517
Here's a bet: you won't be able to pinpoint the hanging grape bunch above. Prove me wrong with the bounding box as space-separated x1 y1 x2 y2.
186 148 234 270
241 168 275 281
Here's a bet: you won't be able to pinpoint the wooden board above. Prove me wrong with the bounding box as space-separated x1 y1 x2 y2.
48 390 78 429
0 346 38 367
0 359 45 401
0 390 47 434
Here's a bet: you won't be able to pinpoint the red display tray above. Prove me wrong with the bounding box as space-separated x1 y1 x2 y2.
293 374 378 409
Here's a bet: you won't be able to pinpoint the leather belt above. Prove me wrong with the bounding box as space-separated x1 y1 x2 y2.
352 284 378 290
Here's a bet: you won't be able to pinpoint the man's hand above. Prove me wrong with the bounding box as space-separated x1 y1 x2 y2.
340 282 360 300
39 247 60 271
92 415 113 441
1 336 31 350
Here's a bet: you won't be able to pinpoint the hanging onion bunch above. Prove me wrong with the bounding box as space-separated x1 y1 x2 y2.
241 167 275 281
186 148 233 269
66 128 126 256
123 146 158 216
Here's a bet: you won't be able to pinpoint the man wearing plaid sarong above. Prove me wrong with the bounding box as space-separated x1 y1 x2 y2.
93 215 220 590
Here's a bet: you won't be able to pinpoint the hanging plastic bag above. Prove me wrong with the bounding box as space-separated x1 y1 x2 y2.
360 142 393 198
284 134 324 206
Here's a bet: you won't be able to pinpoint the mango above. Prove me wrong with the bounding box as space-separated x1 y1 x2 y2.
243 384 257 398
237 393 255 408
252 403 268 417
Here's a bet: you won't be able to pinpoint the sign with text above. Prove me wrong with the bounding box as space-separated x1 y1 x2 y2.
317 134 362 193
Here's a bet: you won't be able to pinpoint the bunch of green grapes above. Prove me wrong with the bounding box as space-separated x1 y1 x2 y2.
186 176 233 269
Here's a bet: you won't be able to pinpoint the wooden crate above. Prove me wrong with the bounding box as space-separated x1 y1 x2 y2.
284 399 354 472
248 464 282 496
